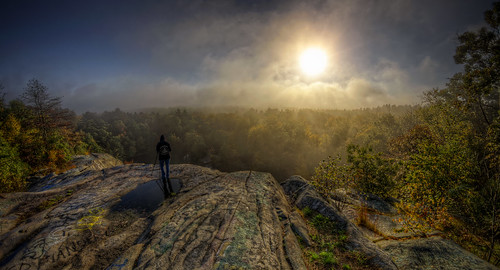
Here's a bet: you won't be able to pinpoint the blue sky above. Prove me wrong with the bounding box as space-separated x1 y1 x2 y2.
0 0 496 112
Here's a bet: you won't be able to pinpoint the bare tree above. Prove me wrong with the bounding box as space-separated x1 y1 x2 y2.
21 79 72 139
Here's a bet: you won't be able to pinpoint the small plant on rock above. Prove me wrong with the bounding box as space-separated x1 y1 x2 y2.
308 251 320 262
311 214 337 233
319 251 337 265
302 206 313 218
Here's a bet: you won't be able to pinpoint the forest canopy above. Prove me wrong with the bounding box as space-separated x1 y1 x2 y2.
76 105 414 180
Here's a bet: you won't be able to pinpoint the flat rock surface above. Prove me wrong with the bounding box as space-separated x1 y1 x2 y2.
28 153 123 192
0 160 305 269
378 237 498 270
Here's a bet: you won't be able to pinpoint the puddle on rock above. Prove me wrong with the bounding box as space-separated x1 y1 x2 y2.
111 178 182 215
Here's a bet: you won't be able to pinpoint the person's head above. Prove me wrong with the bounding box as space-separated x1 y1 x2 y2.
160 135 165 141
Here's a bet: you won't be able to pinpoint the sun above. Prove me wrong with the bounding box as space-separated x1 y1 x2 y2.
299 47 327 76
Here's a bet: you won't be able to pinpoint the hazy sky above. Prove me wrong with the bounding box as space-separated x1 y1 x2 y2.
0 0 496 112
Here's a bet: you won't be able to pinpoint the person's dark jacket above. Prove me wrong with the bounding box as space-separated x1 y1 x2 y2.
156 136 171 160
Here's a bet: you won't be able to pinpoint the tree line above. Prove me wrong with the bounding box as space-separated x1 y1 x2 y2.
0 79 95 192
77 104 414 179
0 79 414 192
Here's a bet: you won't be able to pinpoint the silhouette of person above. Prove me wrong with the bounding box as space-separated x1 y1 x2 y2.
156 135 171 180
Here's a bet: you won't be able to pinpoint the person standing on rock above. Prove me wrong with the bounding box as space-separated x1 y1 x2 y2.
156 135 171 181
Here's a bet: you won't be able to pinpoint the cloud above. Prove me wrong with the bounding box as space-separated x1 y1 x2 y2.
347 78 385 97
418 56 439 74
7 0 491 112
61 2 425 113
62 72 418 113
63 77 199 112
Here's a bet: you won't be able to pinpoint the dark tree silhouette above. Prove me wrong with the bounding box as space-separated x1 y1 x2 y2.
21 79 73 140
453 2 500 127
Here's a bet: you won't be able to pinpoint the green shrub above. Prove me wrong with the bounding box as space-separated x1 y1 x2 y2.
312 144 397 200
0 135 28 192
346 145 397 198
302 206 313 217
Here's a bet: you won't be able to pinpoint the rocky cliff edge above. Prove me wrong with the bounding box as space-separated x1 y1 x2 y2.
0 154 496 269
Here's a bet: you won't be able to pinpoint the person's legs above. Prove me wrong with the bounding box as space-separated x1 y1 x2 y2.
159 159 166 179
166 159 170 179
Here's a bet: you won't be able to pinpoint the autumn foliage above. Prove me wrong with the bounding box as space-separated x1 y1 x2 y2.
312 3 500 264
0 80 91 192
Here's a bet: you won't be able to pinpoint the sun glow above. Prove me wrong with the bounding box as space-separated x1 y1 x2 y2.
299 48 327 76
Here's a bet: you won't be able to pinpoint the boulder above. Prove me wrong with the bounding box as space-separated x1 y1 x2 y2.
330 188 398 215
281 175 398 270
289 210 312 247
71 153 124 171
378 237 498 270
282 175 499 270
